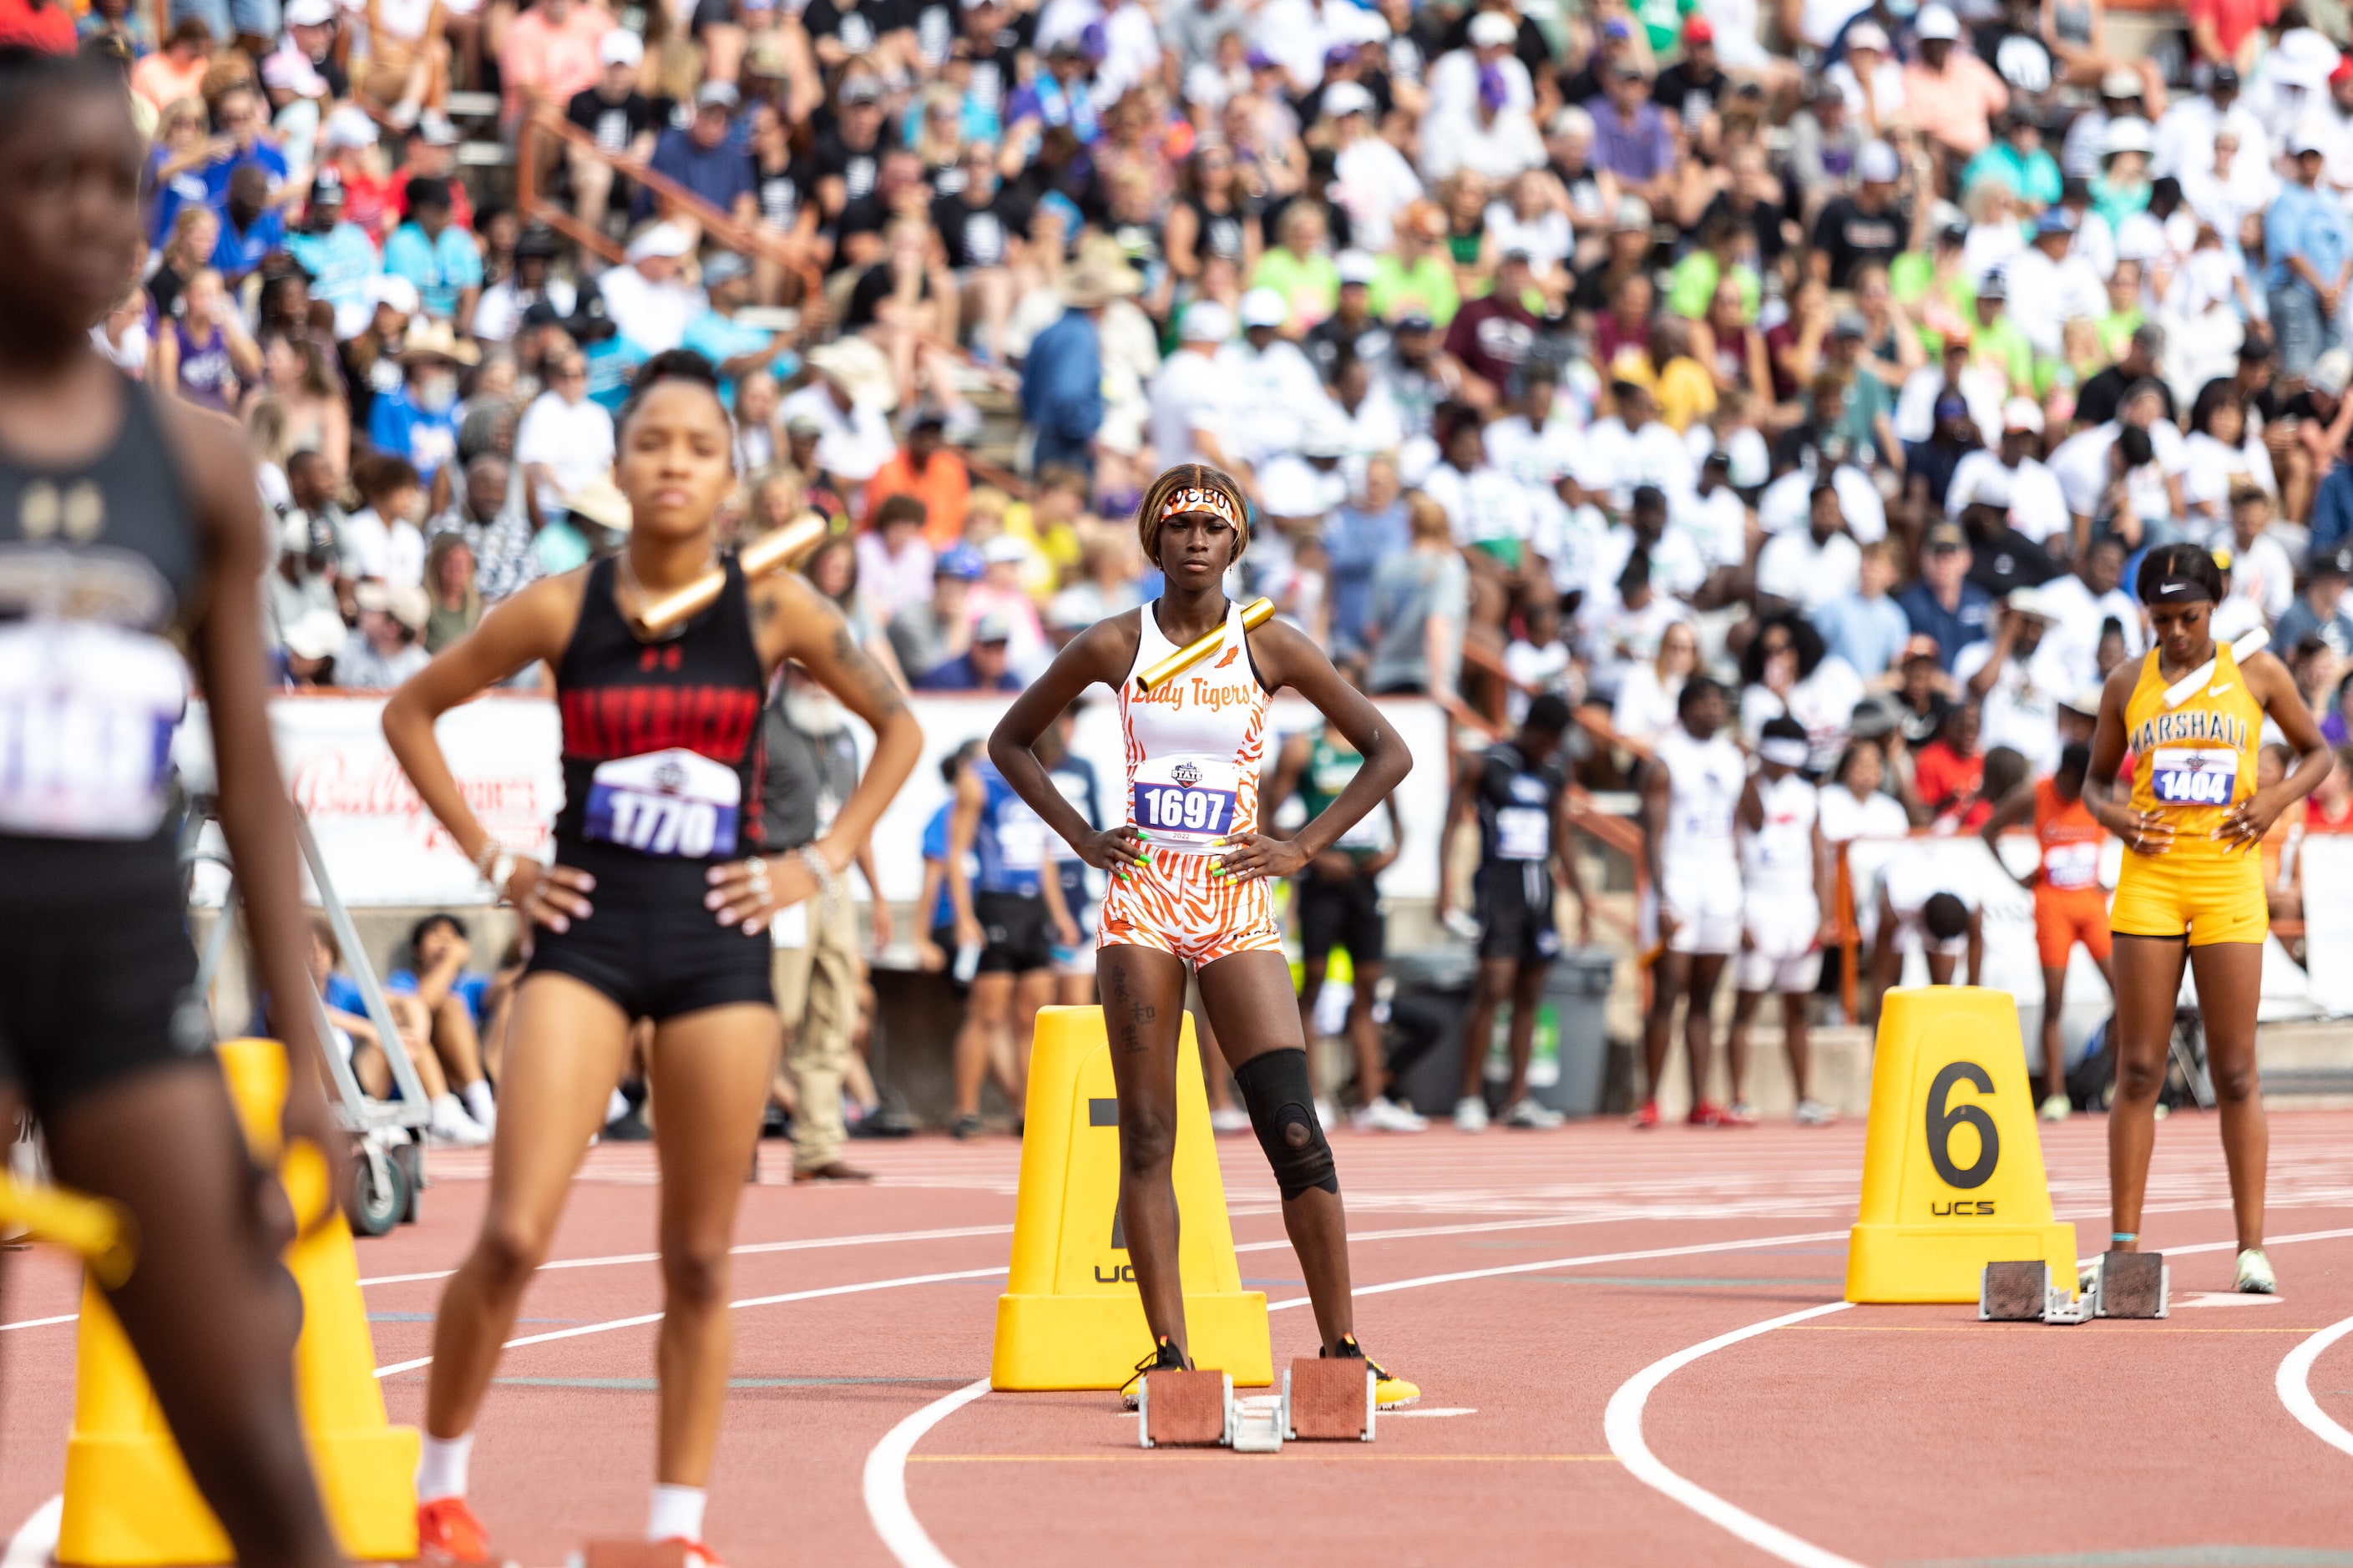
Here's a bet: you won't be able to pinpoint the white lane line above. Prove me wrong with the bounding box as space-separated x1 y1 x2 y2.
0 1313 74 1334
863 1378 992 1568
863 1224 1854 1567
2280 1316 2353 1459
357 1223 1024 1287
1603 1302 1862 1568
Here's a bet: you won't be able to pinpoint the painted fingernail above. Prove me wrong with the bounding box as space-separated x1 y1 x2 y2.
718 910 738 926
707 867 726 883
551 915 569 932
706 892 725 909
578 874 595 891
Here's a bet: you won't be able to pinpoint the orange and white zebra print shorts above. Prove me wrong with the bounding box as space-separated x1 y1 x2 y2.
1096 848 1283 969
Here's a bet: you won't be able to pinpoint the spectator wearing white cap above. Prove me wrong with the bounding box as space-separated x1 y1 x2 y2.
1215 286 1330 465
1809 138 1910 287
1953 584 2068 774
1147 299 1247 474
2249 23 2340 143
2059 67 2148 180
2266 126 2353 377
1946 397 2070 544
597 221 706 355
1825 21 1905 136
1326 80 1422 251
564 28 659 236
1904 4 2008 159
1427 7 1535 124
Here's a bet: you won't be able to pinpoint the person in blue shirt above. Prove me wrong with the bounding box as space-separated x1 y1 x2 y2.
1897 523 1994 670
640 80 758 224
914 741 986 971
283 169 380 336
383 176 485 329
680 251 797 405
209 164 286 286
944 753 1076 1137
302 917 488 1143
1325 460 1411 657
1040 705 1103 1004
913 614 1025 690
382 912 499 1131
1021 253 1136 476
367 326 472 492
2266 132 2353 378
199 82 289 205
1003 37 1099 159
1814 539 1911 681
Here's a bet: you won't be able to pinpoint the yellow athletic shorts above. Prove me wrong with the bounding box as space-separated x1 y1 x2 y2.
2109 851 2267 946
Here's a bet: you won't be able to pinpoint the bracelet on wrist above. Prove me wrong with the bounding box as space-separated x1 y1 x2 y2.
798 843 847 907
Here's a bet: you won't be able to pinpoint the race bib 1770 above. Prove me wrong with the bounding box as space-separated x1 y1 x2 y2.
1131 756 1241 847
2150 746 2238 808
0 620 186 840
583 748 741 857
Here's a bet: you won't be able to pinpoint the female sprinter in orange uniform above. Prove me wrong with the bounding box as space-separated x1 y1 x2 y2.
383 351 922 1560
987 463 1421 1406
2085 542 2330 1294
1980 741 2113 1122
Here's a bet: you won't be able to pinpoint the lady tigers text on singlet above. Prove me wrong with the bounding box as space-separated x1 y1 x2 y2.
2110 640 2268 945
1098 599 1284 968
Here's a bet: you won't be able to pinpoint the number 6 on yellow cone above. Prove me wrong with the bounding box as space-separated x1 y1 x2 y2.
1846 988 2077 1303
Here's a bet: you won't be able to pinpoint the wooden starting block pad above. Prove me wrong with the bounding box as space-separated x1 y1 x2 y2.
1979 1252 2168 1324
1284 1358 1375 1441
1138 1361 1379 1451
569 1543 696 1568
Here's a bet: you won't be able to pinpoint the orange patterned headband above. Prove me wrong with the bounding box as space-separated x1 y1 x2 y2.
1156 485 1241 527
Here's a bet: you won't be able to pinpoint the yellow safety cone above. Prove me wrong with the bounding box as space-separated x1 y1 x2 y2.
57 1038 418 1565
991 1006 1271 1388
1846 989 2077 1303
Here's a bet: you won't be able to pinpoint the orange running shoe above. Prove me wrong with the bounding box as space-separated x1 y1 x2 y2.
1687 1102 1733 1127
417 1496 492 1564
658 1538 727 1567
1631 1100 1662 1129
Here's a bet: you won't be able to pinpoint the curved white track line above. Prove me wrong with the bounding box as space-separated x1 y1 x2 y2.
863 1378 993 1568
2278 1313 2353 1458
1603 1302 1862 1568
862 1225 1851 1567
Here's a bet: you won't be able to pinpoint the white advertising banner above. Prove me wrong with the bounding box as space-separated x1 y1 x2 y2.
180 692 1455 908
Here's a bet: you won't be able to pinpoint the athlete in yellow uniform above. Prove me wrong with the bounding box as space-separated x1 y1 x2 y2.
2086 543 2330 1295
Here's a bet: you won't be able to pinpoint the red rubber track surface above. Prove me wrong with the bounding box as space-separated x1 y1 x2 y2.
8 1115 2353 1565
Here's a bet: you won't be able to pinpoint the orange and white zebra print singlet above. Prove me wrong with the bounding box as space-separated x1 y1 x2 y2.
1096 599 1286 967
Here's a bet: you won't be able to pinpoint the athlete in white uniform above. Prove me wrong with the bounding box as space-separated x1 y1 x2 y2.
1865 847 1983 1019
1728 716 1836 1126
1637 676 1746 1127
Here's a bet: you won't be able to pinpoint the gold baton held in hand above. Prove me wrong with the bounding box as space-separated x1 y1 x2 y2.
0 1175 135 1287
630 513 831 639
1134 596 1275 694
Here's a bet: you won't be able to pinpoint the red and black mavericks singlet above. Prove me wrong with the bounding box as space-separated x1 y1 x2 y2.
552 554 767 873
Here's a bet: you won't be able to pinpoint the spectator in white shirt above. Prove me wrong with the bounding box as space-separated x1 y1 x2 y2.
1421 407 1536 559
854 493 937 622
1325 81 1422 251
2003 207 2109 358
513 347 616 522
1953 586 2069 776
1945 397 2070 544
781 336 901 485
2046 387 2189 547
1757 479 1863 614
2038 535 2143 687
1426 8 1534 124
596 222 706 356
1612 615 1699 745
1147 300 1244 473
2224 483 2297 626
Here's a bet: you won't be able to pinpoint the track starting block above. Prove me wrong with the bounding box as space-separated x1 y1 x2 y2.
1979 1252 2168 1323
1138 1360 1378 1451
568 1544 697 1568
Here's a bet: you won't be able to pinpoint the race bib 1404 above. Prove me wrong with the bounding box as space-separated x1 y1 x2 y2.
0 620 186 840
2150 746 2238 808
1131 756 1241 846
584 748 741 857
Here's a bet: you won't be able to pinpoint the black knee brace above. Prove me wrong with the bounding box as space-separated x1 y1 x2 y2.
1232 1049 1337 1200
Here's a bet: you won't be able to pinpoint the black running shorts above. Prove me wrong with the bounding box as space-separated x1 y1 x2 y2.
1476 862 1561 964
1296 873 1385 964
0 889 210 1119
975 888 1054 975
523 844 776 1022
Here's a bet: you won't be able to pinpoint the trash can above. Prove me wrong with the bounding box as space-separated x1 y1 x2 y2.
1382 948 1480 1118
1522 948 1616 1117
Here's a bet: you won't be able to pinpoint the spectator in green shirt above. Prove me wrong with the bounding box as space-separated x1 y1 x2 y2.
1369 198 1463 326
1965 271 2037 397
1666 211 1761 321
1249 200 1342 328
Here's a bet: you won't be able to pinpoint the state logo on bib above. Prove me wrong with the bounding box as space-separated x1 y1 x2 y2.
584 748 741 857
1131 756 1240 848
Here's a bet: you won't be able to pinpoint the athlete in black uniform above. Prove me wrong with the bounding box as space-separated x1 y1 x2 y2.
383 351 921 1563
1436 694 1591 1131
0 48 344 1568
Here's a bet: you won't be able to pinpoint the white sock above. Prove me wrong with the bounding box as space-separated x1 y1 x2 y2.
606 1087 631 1125
430 1092 468 1125
647 1484 706 1543
461 1080 497 1129
417 1432 473 1502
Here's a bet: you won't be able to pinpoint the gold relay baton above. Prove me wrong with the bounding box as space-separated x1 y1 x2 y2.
0 1174 135 1288
629 513 831 639
1134 596 1275 694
